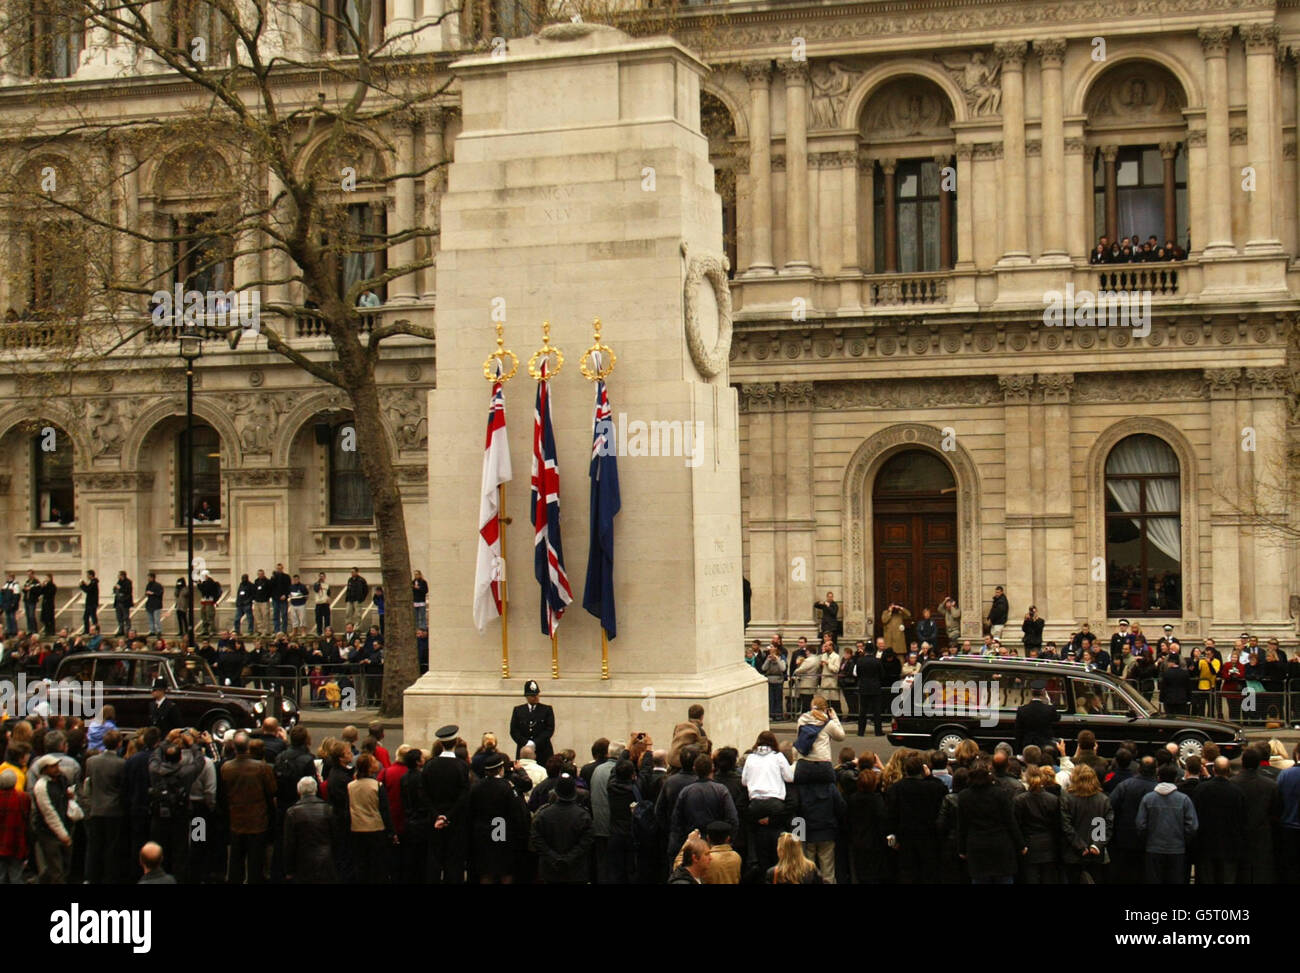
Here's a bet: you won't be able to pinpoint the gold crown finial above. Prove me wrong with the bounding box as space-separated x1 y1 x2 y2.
581 317 615 382
482 320 518 382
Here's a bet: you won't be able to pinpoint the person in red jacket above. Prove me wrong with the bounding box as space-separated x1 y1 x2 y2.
368 721 391 768
381 746 411 880
0 769 30 884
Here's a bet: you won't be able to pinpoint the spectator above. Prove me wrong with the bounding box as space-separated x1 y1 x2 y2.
32 755 74 883
1135 762 1198 884
137 841 176 885
1060 763 1111 885
884 750 948 884
0 769 31 884
764 832 822 884
82 729 125 884
284 777 336 883
1014 765 1061 883
220 731 276 884
530 773 593 884
347 753 391 884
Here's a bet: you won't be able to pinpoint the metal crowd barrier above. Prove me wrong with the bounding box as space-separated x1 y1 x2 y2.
1122 676 1299 728
298 662 383 710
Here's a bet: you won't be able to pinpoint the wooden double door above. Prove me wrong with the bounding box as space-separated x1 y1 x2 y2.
872 499 958 647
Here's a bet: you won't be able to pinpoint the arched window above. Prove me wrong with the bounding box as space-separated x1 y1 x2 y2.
1104 434 1180 616
32 425 74 527
27 1 85 79
330 423 373 524
177 424 221 525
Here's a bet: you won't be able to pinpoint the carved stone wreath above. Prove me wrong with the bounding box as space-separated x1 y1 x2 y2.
682 242 733 379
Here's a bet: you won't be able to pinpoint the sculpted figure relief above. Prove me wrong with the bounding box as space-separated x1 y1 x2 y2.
937 50 1001 116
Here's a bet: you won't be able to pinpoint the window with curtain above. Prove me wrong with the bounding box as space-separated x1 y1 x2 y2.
1104 434 1181 616
1092 145 1187 247
172 212 232 294
177 424 221 525
336 203 387 304
29 1 84 78
330 423 373 524
872 158 953 273
168 0 231 64
320 0 384 53
33 426 74 527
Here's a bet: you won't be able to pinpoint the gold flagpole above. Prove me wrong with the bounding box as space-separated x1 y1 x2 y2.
551 631 559 679
484 323 518 680
582 318 617 681
499 481 509 679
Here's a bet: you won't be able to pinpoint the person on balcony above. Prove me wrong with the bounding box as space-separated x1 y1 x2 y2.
193 499 218 522
357 290 381 308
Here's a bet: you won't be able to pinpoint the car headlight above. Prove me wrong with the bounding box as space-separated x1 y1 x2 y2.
253 700 265 715
281 699 294 713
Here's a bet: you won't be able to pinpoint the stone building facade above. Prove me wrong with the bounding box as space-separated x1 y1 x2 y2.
0 1 1298 647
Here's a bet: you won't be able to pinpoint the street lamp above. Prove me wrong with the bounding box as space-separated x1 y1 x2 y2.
179 327 203 648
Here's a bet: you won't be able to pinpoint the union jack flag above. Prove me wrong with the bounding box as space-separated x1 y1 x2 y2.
531 359 572 636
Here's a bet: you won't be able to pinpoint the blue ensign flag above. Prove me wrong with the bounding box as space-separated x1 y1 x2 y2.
582 375 621 639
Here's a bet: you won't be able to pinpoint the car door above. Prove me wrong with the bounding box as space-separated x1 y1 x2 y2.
1065 675 1136 755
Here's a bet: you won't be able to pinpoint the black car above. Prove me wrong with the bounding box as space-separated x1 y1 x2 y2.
53 651 298 736
887 656 1244 760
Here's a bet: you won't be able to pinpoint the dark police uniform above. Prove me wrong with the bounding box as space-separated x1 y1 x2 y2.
509 680 555 764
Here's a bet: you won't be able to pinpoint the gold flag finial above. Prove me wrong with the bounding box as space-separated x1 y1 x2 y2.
580 317 616 382
528 319 565 380
482 320 518 382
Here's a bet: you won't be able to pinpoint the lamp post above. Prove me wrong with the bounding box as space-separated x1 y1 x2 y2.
178 327 203 648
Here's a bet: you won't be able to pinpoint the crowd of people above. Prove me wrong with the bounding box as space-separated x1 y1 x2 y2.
1 685 1298 886
1089 234 1188 264
747 593 1299 725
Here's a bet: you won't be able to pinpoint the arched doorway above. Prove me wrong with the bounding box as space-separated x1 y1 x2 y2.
872 449 958 646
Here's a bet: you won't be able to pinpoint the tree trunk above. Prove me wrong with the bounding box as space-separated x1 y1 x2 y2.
333 341 418 717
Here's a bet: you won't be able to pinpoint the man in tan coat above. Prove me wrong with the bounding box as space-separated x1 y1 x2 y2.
880 603 912 657
671 822 743 884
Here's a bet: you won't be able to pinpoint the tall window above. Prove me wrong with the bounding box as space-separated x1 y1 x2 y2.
336 203 387 304
1093 145 1187 248
27 221 86 319
172 213 232 294
464 1 543 42
168 0 231 65
28 1 84 78
177 425 221 525
330 423 373 524
873 159 955 273
33 426 74 527
319 0 385 53
1105 434 1181 616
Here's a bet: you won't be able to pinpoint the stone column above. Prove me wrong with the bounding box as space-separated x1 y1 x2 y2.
1186 129 1207 254
781 383 816 624
743 385 778 628
1038 39 1068 260
389 114 418 303
935 153 953 268
995 41 1029 262
114 139 140 295
422 108 447 300
1206 368 1244 629
1199 26 1235 254
1038 374 1074 624
781 61 811 272
881 158 898 272
1160 142 1179 246
999 375 1035 616
266 167 291 309
1064 138 1087 258
1243 23 1281 251
954 143 974 267
839 151 860 274
1102 145 1118 243
743 62 775 275
860 150 876 271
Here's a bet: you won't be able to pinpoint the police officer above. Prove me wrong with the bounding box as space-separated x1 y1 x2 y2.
509 680 555 765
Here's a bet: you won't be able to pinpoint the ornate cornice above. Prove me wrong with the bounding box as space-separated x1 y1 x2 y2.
815 378 1001 410
1197 25 1234 57
1241 22 1279 53
1245 365 1290 396
954 142 975 161
998 374 1035 402
1038 372 1075 403
1036 38 1067 66
1204 367 1243 397
224 468 305 489
780 382 816 411
973 142 1003 160
1072 371 1208 403
73 471 155 492
742 60 773 86
993 41 1028 69
739 383 779 413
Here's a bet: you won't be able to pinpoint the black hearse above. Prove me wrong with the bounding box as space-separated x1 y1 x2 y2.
887 656 1245 759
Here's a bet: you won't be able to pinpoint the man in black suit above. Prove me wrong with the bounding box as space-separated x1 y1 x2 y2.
1014 683 1060 753
510 680 555 764
851 642 885 737
148 678 183 733
1158 653 1191 715
421 724 471 884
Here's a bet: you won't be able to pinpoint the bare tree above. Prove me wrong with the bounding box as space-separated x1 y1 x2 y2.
0 0 456 715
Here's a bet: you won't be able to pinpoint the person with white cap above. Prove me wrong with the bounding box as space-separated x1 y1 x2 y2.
1110 618 1133 662
510 680 555 764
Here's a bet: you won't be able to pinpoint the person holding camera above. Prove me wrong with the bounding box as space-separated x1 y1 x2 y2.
880 602 911 658
1022 606 1045 655
813 591 842 645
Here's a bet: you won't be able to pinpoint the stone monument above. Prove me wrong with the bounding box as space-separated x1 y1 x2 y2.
405 23 767 753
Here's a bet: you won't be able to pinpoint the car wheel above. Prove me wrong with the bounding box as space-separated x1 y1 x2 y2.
207 715 234 738
1173 733 1205 761
934 730 968 758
